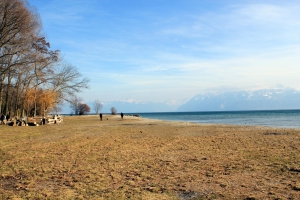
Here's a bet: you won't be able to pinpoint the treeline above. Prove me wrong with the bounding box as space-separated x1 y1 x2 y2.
0 0 89 117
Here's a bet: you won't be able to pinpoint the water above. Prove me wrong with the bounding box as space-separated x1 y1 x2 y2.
132 110 300 129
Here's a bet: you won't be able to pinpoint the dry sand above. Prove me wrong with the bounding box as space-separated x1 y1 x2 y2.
0 115 300 199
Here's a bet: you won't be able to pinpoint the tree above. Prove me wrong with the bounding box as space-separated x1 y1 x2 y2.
110 107 117 115
22 88 58 117
79 103 90 115
38 89 59 117
0 0 42 114
93 99 103 114
50 64 90 101
23 88 36 116
69 96 82 115
0 0 41 73
0 0 90 118
69 96 90 115
50 104 62 114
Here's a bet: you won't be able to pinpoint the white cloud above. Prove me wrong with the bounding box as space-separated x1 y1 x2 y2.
29 0 300 103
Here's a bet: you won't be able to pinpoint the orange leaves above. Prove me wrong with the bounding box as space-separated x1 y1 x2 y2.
39 89 57 111
24 89 36 112
24 88 59 116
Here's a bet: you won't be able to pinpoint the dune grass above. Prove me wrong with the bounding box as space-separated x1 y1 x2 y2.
0 115 300 199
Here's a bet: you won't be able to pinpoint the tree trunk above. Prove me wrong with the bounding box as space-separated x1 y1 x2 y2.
0 78 3 114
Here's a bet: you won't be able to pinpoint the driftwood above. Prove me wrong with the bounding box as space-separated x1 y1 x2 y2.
2 115 63 127
28 122 39 126
47 115 63 124
6 119 28 126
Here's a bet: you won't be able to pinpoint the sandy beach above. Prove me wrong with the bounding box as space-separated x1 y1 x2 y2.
1 115 300 199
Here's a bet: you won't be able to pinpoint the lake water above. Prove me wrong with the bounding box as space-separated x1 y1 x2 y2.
132 110 300 129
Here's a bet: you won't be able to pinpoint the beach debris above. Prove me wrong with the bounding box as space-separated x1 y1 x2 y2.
177 191 200 200
126 114 140 117
244 197 256 200
47 115 63 124
292 184 300 191
289 167 300 173
5 115 64 126
265 131 289 135
28 122 39 126
6 118 28 126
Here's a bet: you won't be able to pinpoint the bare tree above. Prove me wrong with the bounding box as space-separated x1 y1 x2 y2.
0 0 42 114
110 107 117 115
0 0 41 71
30 37 59 117
93 99 103 114
50 104 62 114
69 96 83 115
0 0 90 118
51 64 90 101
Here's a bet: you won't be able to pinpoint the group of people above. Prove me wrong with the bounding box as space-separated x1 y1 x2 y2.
99 112 124 121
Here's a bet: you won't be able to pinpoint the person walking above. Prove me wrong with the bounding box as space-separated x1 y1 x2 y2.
99 113 102 121
121 112 124 119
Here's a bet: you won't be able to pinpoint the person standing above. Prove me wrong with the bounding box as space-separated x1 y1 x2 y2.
99 113 102 121
121 112 124 119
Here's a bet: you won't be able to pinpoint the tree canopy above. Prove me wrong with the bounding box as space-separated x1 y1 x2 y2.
0 0 89 117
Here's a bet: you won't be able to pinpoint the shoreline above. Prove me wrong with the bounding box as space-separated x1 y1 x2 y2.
66 113 300 130
59 109 300 130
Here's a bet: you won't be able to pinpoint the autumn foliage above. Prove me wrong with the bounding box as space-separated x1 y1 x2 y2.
0 0 89 117
78 103 90 115
23 89 58 116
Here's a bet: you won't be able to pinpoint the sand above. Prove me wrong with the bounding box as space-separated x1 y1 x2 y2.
0 114 300 199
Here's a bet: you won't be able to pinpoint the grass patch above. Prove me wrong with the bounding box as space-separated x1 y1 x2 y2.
1 115 300 199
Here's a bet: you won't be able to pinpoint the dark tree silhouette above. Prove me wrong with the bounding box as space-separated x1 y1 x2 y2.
79 103 90 115
110 107 117 115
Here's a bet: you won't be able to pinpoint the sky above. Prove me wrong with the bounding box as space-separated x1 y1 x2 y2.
27 0 300 105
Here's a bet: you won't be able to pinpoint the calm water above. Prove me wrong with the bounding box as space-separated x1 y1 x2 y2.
132 110 300 129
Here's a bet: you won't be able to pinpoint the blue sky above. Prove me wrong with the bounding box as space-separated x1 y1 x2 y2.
28 0 300 105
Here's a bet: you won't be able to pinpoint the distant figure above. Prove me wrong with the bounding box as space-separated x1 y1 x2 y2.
99 113 102 121
121 112 124 119
42 117 46 125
